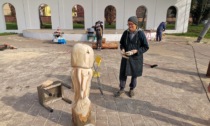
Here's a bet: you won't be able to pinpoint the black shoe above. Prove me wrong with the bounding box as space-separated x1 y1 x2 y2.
150 64 158 68
114 90 125 97
129 90 134 98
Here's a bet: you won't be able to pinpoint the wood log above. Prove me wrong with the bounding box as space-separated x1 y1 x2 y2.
92 42 118 49
71 43 94 126
102 38 106 43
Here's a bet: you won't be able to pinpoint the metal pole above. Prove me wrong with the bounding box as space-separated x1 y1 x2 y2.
196 18 210 42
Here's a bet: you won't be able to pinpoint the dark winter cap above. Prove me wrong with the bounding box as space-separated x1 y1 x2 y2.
128 16 138 25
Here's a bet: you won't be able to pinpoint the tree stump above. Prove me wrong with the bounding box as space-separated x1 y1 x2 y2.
71 43 94 126
207 61 210 78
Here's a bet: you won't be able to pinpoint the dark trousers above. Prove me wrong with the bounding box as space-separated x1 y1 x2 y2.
119 75 137 90
96 31 102 48
156 31 162 41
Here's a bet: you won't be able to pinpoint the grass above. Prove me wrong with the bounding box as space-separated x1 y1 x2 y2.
4 22 210 40
41 23 52 29
105 23 116 29
6 22 18 30
169 24 210 39
6 22 53 30
166 23 175 30
0 32 17 36
73 23 84 29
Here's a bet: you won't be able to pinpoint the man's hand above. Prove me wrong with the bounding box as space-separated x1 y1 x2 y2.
121 49 129 59
125 50 138 56
131 49 138 54
125 51 133 56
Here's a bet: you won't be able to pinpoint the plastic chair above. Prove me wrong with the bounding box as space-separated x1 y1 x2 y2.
92 55 103 95
87 28 96 41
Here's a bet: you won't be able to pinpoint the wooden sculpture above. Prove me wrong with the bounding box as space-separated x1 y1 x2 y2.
71 43 94 126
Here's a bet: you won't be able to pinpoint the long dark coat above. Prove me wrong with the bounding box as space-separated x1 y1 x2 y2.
119 30 149 78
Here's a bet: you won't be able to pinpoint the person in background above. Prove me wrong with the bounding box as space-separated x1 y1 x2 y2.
94 20 103 51
156 22 166 42
54 27 62 38
114 16 149 98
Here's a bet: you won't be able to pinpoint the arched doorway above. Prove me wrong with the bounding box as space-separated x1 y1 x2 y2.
3 3 18 30
136 6 147 29
166 6 177 30
39 4 52 29
104 5 116 29
72 5 84 29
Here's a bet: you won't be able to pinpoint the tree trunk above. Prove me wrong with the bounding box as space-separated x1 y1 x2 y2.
196 0 209 24
141 10 147 28
9 4 16 16
196 18 210 42
39 7 44 28
39 5 46 28
8 4 16 22
39 14 43 28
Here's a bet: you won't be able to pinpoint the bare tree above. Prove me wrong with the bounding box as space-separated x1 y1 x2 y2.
191 0 210 24
167 6 177 18
105 5 116 25
141 9 147 28
8 3 17 22
39 4 47 28
136 6 147 28
8 3 16 16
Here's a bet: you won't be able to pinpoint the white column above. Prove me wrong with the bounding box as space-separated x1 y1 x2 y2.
58 0 66 29
91 0 95 27
22 0 31 29
182 0 192 33
62 0 71 29
84 2 92 29
27 1 40 29
115 0 124 30
0 2 6 33
15 0 26 32
51 0 60 29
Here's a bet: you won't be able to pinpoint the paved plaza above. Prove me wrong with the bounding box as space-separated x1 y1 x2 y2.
0 34 210 126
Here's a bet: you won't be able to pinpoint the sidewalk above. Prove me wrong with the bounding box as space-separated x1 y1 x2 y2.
0 35 210 126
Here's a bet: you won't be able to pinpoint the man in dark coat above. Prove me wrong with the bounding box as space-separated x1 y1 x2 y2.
156 22 166 42
114 16 149 97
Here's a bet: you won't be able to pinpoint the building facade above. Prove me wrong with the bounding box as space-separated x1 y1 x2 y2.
0 0 192 33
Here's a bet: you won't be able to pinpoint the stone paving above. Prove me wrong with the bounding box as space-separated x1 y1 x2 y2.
0 34 210 126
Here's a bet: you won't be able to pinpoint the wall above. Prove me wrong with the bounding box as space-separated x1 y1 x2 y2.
0 0 192 33
0 0 26 33
23 0 60 29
